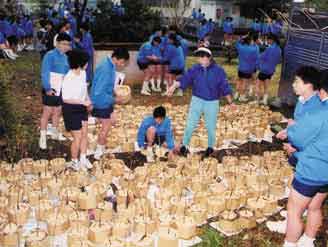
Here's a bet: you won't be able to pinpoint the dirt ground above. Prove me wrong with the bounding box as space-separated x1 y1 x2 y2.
0 52 327 246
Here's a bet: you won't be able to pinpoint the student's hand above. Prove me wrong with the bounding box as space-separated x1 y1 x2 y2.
287 119 296 126
168 150 175 161
228 103 237 111
276 129 287 140
83 100 92 107
46 89 56 96
283 143 297 156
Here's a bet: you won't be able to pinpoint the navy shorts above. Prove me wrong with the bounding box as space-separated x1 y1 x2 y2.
42 89 62 107
137 61 149 71
62 103 88 131
92 106 114 119
145 134 166 146
258 72 273 81
292 178 328 198
169 69 184 76
238 71 252 79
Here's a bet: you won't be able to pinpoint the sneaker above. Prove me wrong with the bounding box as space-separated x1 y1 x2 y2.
175 89 183 97
180 146 190 157
262 94 269 105
266 220 287 234
233 92 239 100
94 146 105 160
204 147 214 157
146 147 155 163
51 131 66 141
39 135 47 150
80 158 93 170
67 160 80 171
239 95 248 102
297 234 315 247
161 90 168 96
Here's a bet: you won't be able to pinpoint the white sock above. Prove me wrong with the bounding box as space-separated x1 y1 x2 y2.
80 154 87 161
72 158 78 163
150 78 155 84
298 234 315 245
96 145 104 151
40 130 46 138
283 241 297 247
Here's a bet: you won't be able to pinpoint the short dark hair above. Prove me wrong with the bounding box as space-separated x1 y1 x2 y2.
295 66 320 90
168 33 180 47
152 36 161 44
67 49 89 69
56 32 72 42
80 22 90 32
112 47 130 60
319 70 328 93
267 33 279 43
153 106 166 119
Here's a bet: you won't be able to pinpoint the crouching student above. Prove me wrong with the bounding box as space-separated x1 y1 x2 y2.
276 66 322 166
39 33 71 150
162 33 185 96
137 106 177 162
61 49 93 170
168 47 235 157
282 106 328 247
90 48 130 160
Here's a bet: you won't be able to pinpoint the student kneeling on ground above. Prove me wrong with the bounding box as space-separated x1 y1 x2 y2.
281 83 328 247
168 47 236 157
137 106 178 162
61 49 93 171
90 48 130 160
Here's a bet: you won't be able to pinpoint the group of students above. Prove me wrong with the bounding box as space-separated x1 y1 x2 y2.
266 66 328 247
235 32 282 104
39 32 129 170
137 26 189 97
0 12 34 59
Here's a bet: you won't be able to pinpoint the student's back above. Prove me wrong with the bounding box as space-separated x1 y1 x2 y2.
236 41 259 74
259 43 281 75
137 42 153 63
164 44 185 70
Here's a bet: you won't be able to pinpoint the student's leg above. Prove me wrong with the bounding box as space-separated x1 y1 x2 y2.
40 105 53 131
304 192 328 238
71 129 82 161
154 65 162 91
149 65 156 89
141 68 152 95
97 118 111 146
285 188 312 244
80 120 89 155
146 126 156 147
203 100 219 148
182 97 203 147
256 78 264 100
51 106 65 140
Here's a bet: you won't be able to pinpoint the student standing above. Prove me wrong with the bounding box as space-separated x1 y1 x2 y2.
223 17 234 45
62 49 93 170
90 48 130 160
168 48 235 157
256 33 282 105
39 33 71 150
280 102 328 247
74 22 94 83
235 35 259 102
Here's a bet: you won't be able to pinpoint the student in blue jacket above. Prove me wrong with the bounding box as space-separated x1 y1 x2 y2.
256 33 282 105
197 20 209 41
90 48 130 160
137 36 162 95
235 35 259 102
251 19 261 33
74 22 94 83
277 67 322 166
39 33 71 150
162 33 185 96
168 47 236 157
280 104 328 247
137 106 177 162
319 70 328 107
223 17 233 45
